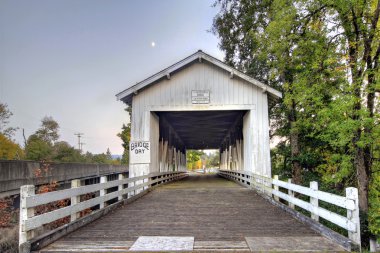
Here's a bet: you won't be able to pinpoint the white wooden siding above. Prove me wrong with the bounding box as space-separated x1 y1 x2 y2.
133 62 262 108
131 60 271 176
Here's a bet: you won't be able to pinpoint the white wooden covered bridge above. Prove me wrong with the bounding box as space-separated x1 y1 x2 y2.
116 50 281 180
18 51 361 252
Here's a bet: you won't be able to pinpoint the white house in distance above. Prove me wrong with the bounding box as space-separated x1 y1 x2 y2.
116 50 282 181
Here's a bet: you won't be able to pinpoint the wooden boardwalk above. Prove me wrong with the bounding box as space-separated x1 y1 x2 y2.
40 174 345 252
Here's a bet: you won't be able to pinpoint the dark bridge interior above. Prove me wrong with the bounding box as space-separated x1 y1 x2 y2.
156 110 246 150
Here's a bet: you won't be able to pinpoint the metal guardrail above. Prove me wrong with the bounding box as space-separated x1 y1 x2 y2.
19 171 187 252
218 170 361 249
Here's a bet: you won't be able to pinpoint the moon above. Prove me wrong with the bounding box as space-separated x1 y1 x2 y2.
151 41 156 47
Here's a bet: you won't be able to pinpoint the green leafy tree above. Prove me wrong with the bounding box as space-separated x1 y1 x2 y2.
106 148 112 161
86 149 118 165
52 141 83 163
319 0 379 214
0 103 17 138
300 0 380 242
213 0 380 244
213 0 343 184
82 152 95 163
117 106 132 165
91 153 109 164
25 134 53 161
207 151 220 168
186 150 205 170
25 116 59 161
35 116 59 144
271 143 292 178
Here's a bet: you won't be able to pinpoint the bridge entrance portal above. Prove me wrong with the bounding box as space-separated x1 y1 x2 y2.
116 50 282 184
156 110 246 172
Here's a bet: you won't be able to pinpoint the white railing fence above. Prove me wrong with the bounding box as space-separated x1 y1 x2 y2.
218 170 361 248
19 171 187 248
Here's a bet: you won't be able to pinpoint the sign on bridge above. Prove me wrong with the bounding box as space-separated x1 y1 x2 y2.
130 141 150 164
191 90 210 104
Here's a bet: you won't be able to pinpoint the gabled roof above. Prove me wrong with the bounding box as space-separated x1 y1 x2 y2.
116 50 282 104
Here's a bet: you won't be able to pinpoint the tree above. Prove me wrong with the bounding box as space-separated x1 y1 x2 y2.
186 150 205 170
25 134 53 161
213 0 380 244
25 116 60 161
117 106 132 165
35 116 59 144
207 151 220 168
0 133 23 160
306 0 380 244
0 104 23 160
213 0 343 184
91 153 109 164
321 0 379 214
0 103 17 138
52 141 83 163
106 148 112 161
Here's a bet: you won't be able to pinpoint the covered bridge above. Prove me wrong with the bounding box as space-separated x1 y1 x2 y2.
17 51 360 252
116 50 282 180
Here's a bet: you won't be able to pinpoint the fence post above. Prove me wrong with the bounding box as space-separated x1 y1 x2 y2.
310 181 319 222
19 185 35 246
70 179 81 222
346 187 361 248
369 237 378 252
273 175 279 201
118 173 125 201
100 176 107 209
287 179 295 209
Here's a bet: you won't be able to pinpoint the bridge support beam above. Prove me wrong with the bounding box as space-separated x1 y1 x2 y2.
243 106 271 176
129 111 186 196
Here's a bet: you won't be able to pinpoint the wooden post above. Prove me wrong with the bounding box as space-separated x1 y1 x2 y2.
310 181 319 221
273 175 279 201
19 185 35 246
263 177 268 195
70 179 81 222
288 179 295 209
168 146 173 172
174 148 177 171
228 146 232 170
369 237 377 252
346 187 361 247
100 176 107 209
118 174 125 201
159 139 163 172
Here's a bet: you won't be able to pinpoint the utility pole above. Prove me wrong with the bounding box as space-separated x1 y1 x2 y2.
74 133 84 151
22 128 27 148
80 142 85 152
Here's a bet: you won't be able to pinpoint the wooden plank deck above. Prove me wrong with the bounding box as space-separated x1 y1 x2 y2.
40 174 346 252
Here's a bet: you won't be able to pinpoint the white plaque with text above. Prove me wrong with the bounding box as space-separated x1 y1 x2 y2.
130 141 150 164
191 90 210 104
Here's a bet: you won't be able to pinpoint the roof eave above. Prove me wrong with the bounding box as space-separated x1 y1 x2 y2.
116 51 201 101
116 50 282 102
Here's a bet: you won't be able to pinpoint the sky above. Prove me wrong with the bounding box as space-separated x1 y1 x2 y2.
0 0 224 155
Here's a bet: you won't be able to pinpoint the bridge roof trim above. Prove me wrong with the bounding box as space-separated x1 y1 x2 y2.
116 50 282 104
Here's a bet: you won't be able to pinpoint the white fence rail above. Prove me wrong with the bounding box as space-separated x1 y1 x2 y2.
218 170 361 247
19 171 187 248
